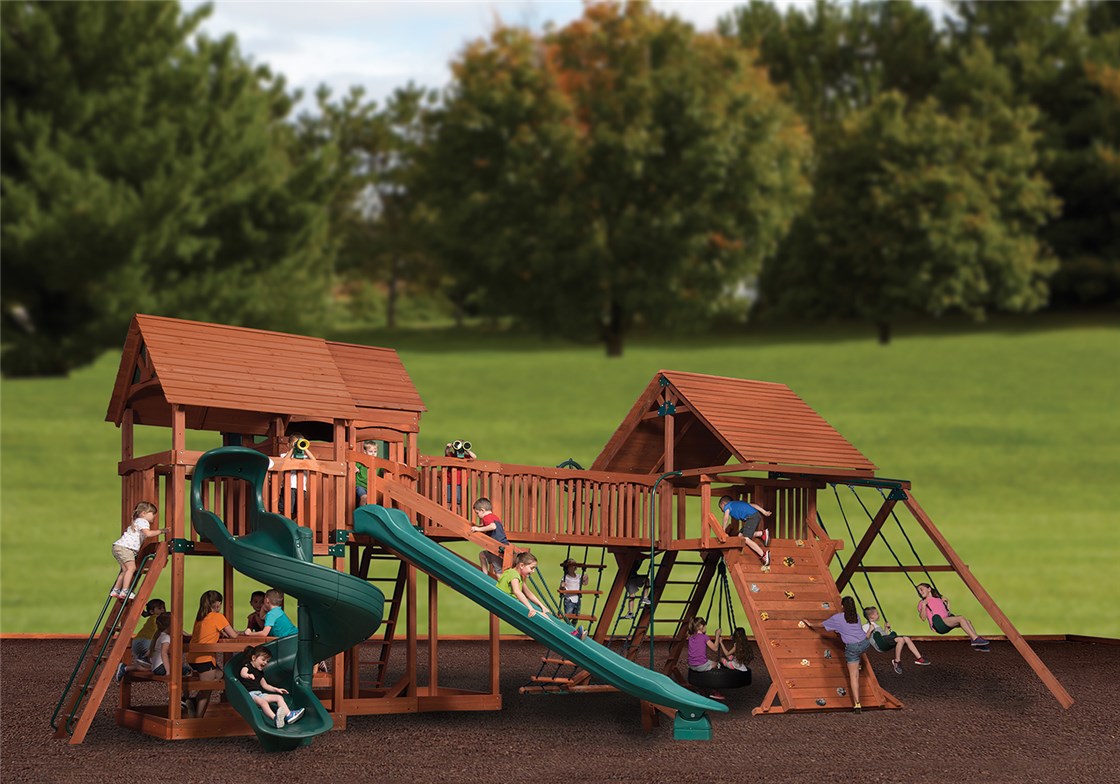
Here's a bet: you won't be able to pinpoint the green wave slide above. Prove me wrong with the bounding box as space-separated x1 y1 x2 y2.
191 447 384 752
354 504 729 740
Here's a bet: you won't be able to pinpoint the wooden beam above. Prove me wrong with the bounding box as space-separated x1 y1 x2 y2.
902 491 1074 710
835 498 895 591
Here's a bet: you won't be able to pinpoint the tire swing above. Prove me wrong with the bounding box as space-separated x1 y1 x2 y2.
687 559 752 691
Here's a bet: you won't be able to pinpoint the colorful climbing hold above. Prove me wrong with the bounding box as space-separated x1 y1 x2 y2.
800 659 811 667
785 591 796 599
783 556 795 567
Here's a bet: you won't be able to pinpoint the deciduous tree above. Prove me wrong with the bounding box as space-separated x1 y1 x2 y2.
420 2 811 355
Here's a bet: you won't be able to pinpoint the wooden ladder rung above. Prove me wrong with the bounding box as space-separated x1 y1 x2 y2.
540 657 576 666
530 676 575 684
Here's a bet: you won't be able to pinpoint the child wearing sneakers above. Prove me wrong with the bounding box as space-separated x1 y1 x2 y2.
621 557 651 619
862 606 929 673
558 558 589 623
110 501 164 600
237 646 304 729
802 596 871 713
470 497 510 577
718 496 772 566
916 583 989 650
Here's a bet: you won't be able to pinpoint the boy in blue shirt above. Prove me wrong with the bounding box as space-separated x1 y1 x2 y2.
244 589 297 638
719 495 772 566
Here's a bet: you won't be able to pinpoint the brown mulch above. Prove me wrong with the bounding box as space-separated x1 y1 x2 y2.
4 638 1118 784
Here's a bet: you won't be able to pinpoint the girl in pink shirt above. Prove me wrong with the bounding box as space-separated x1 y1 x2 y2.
917 583 989 650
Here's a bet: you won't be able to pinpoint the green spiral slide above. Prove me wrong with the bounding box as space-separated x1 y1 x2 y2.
353 504 729 740
191 447 384 752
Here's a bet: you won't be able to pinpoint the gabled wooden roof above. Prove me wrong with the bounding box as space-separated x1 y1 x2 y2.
106 314 425 432
592 370 877 477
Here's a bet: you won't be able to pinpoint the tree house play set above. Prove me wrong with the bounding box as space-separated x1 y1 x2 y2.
52 314 1072 748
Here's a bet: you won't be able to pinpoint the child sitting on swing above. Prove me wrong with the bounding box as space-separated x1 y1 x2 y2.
719 627 753 672
862 605 929 673
916 583 989 650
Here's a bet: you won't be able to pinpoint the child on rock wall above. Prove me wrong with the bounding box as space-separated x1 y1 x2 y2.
718 496 771 567
802 596 871 713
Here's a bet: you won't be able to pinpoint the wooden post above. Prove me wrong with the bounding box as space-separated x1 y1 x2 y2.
406 563 417 698
168 405 187 722
903 491 1074 709
428 575 439 692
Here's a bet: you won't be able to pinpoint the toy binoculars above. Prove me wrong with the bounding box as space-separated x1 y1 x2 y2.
452 440 471 452
293 437 311 455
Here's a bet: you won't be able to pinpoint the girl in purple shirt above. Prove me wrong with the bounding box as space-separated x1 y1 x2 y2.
686 616 726 700
802 596 872 713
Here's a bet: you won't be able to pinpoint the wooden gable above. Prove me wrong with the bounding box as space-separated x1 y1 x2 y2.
592 370 877 477
106 314 425 433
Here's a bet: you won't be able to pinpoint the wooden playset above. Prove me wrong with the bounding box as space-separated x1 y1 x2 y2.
51 314 1073 747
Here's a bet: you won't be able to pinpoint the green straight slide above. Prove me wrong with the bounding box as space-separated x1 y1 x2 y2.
354 504 729 739
191 448 384 752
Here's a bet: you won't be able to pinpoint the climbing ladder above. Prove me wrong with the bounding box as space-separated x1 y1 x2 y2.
724 535 902 714
51 541 168 743
349 543 408 691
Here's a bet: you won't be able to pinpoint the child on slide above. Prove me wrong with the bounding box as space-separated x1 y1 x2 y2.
237 645 304 729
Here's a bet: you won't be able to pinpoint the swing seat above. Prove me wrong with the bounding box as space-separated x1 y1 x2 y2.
687 666 752 690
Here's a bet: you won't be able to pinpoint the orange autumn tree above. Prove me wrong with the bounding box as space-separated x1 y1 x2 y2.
420 1 811 355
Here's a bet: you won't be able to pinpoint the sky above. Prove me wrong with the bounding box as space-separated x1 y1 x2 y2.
180 1 782 112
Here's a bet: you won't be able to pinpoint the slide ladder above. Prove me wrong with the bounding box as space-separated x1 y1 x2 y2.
349 542 409 689
190 447 384 751
725 537 901 714
51 541 168 744
355 504 729 740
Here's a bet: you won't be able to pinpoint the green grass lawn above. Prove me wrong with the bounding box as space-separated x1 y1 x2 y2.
2 314 1118 638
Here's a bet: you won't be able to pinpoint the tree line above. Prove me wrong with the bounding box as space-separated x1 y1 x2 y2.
2 0 1116 374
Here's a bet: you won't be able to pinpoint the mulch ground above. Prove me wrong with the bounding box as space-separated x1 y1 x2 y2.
4 638 1117 783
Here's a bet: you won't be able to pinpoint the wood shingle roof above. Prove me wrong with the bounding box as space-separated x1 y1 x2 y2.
592 370 876 476
106 315 425 431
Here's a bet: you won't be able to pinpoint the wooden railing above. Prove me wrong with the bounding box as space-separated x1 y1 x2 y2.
414 457 664 547
119 450 415 554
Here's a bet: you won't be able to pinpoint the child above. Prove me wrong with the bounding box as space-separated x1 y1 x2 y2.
917 583 989 650
621 557 651 619
686 616 725 700
470 497 509 577
718 496 771 567
186 590 238 719
110 501 164 600
116 612 187 682
445 440 476 508
244 589 297 638
863 606 930 673
802 596 871 713
558 558 589 623
246 590 266 633
496 552 551 619
237 645 305 729
278 432 314 520
355 440 378 505
132 598 167 662
719 627 753 672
